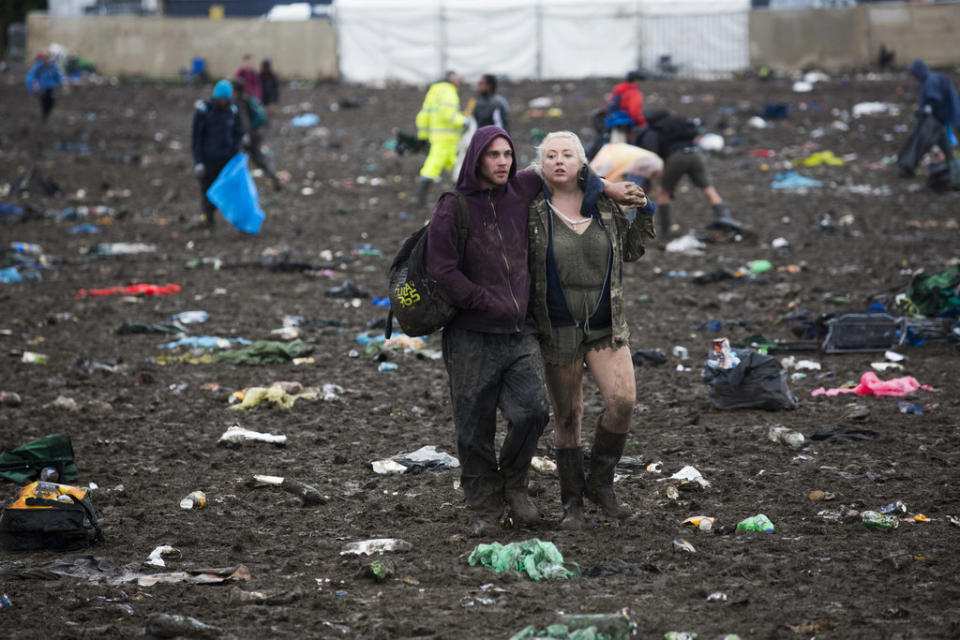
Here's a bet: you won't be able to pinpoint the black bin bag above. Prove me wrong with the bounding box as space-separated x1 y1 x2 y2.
702 349 798 411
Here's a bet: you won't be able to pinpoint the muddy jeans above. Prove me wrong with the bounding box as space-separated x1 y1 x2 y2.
442 322 550 510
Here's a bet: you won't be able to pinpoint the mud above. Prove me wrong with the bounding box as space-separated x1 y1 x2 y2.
1 64 959 639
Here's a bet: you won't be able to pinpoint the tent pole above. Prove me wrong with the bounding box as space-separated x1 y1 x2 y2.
535 0 543 80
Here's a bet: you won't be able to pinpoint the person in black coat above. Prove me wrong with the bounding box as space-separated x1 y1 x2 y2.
190 79 244 228
260 59 279 118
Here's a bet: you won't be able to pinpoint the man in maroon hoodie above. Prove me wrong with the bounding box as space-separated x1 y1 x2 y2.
426 126 643 536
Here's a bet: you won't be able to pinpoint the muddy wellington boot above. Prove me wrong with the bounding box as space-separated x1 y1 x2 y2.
416 176 434 208
656 203 672 241
705 202 744 233
467 479 505 538
503 469 539 526
585 425 632 520
556 448 586 531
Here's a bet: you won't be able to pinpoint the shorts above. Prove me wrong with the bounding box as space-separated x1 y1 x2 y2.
541 323 614 366
661 150 711 194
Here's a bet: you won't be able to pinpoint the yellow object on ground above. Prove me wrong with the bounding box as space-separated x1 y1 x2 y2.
797 150 845 167
229 385 318 410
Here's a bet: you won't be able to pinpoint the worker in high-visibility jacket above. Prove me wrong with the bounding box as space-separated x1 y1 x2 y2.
416 71 467 206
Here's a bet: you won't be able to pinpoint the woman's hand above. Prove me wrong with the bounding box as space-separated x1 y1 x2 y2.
604 180 647 208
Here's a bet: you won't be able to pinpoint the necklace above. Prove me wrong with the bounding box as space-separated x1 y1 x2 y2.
549 202 590 228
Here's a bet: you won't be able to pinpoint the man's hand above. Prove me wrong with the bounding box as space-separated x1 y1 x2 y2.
604 179 647 208
193 163 205 177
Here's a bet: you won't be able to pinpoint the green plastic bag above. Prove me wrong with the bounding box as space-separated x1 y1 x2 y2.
509 608 637 640
468 538 581 581
0 434 78 484
904 265 960 317
212 339 312 365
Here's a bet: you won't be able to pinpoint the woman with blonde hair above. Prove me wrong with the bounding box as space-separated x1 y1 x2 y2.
527 131 655 529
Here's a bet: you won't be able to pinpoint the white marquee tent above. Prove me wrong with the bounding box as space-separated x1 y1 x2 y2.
334 0 751 84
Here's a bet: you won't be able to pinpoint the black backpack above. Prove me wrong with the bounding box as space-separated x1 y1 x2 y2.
0 481 103 552
386 192 468 339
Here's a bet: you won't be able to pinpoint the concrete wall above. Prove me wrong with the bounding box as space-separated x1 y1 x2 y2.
750 3 960 71
26 15 338 79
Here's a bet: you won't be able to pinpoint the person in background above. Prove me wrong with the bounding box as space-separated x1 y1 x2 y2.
190 79 245 229
605 70 646 140
638 109 741 240
232 77 282 192
260 59 279 118
908 59 960 189
25 51 65 123
415 71 467 207
235 54 262 101
527 131 655 530
473 74 510 132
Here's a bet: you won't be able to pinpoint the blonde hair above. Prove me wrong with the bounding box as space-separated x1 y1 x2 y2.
529 131 588 178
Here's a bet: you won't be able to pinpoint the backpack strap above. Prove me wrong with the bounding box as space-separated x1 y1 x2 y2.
447 190 470 270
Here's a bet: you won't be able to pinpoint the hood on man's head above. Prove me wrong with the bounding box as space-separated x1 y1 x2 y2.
908 59 929 81
456 125 516 194
212 79 233 100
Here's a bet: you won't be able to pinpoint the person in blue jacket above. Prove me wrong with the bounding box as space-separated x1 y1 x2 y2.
908 59 960 188
25 51 65 122
190 79 245 228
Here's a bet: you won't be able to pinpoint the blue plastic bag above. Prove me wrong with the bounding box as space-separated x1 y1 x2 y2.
206 154 265 234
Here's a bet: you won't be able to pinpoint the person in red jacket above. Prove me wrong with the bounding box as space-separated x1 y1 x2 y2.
234 54 262 101
604 70 647 135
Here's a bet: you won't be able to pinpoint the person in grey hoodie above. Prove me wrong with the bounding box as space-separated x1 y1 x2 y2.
425 125 643 536
473 74 510 132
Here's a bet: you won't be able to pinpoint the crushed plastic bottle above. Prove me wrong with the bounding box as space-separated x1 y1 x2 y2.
895 401 922 415
862 510 899 530
145 613 222 638
736 514 775 533
706 337 740 370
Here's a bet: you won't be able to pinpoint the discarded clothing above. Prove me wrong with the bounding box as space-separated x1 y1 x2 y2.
810 426 879 443
631 349 667 367
770 172 823 190
811 372 935 397
158 336 251 350
212 339 312 365
74 283 181 298
468 539 581 582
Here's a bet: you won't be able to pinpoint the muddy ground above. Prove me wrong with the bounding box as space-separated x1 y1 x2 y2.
1 61 959 639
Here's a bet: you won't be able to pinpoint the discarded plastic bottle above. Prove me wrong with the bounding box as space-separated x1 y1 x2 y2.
21 351 49 364
145 613 222 638
895 401 922 415
10 242 42 255
378 362 398 372
179 490 207 510
0 593 11 608
862 510 899 530
736 514 775 533
40 467 60 482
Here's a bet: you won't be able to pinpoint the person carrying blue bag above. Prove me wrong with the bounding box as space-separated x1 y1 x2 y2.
190 79 245 229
